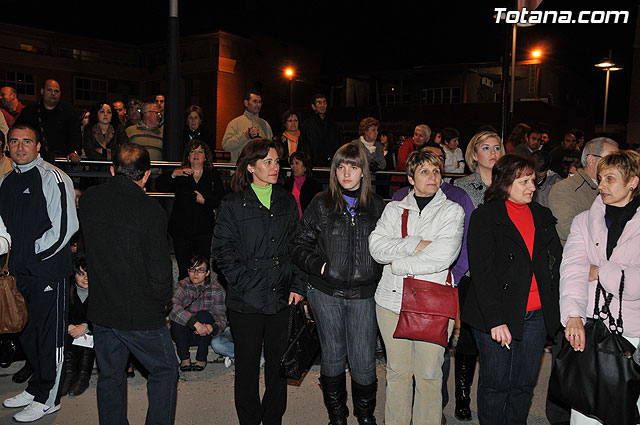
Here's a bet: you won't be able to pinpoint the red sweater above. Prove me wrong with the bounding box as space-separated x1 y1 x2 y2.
505 200 542 311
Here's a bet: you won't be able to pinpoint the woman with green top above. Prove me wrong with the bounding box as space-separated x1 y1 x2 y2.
212 138 306 425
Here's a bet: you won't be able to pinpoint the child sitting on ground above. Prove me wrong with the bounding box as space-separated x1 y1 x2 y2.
169 255 227 372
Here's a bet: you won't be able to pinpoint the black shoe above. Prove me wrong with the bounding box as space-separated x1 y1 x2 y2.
351 378 377 425
320 373 348 425
454 352 476 421
192 362 207 372
180 363 193 372
69 348 94 397
12 363 32 384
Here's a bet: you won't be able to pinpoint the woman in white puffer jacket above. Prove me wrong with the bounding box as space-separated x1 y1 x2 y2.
369 150 464 425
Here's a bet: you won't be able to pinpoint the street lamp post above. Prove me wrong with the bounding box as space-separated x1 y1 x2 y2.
595 53 622 133
285 67 294 110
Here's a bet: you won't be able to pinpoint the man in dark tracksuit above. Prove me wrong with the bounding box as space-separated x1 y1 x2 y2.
0 124 78 422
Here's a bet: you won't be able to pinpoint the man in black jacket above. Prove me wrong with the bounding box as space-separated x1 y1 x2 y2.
15 80 82 163
79 143 177 425
299 94 342 167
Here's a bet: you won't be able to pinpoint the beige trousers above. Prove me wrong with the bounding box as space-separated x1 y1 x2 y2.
376 304 453 425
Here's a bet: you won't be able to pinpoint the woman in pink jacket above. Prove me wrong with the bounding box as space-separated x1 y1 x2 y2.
560 150 640 424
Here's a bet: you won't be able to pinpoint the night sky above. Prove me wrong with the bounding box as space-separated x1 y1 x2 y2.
3 0 637 122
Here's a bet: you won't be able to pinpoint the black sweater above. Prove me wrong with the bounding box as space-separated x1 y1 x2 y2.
79 176 173 330
157 168 224 237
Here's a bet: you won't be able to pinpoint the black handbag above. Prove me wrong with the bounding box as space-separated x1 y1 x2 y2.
279 302 320 380
549 271 640 425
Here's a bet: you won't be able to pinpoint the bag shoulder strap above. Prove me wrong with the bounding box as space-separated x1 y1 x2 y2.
594 271 625 334
400 209 453 286
401 209 409 238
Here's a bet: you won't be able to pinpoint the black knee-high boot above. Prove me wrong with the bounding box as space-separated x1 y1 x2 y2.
59 348 77 396
69 348 94 396
454 352 477 421
351 378 377 425
320 373 349 425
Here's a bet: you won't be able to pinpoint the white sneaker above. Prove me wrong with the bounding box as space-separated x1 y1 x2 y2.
13 401 60 422
3 391 34 408
224 356 232 368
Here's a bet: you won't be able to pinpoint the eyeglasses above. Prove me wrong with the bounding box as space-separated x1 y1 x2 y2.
145 110 162 116
188 267 207 274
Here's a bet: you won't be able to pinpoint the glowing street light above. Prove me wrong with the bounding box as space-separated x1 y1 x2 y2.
284 67 295 109
595 53 622 132
531 49 542 58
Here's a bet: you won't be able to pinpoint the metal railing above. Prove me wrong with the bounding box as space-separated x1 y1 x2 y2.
54 158 468 199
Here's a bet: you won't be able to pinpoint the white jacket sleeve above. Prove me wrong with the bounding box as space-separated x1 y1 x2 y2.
34 166 79 260
390 204 464 276
559 213 591 325
0 215 10 255
369 203 421 264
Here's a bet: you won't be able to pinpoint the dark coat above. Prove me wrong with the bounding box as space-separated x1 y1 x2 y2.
183 126 215 154
211 185 306 315
15 101 82 161
157 168 224 237
69 283 89 327
291 191 385 298
79 176 173 330
82 123 129 160
299 114 342 167
282 175 323 214
463 200 562 340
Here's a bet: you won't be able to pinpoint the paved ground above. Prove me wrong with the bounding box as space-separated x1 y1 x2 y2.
0 349 553 425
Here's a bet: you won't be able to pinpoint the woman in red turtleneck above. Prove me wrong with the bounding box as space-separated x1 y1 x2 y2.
462 154 562 425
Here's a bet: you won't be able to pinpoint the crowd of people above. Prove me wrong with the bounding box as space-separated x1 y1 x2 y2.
0 79 638 425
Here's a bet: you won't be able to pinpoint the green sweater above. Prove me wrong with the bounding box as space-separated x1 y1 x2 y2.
251 183 272 209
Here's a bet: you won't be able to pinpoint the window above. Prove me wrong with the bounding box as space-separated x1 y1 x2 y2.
0 71 35 96
420 87 461 104
74 77 108 102
378 92 400 106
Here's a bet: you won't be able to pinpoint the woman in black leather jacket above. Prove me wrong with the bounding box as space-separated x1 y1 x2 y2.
212 138 306 425
292 142 385 425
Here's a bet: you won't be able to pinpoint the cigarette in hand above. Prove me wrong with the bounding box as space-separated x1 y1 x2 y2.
504 343 511 350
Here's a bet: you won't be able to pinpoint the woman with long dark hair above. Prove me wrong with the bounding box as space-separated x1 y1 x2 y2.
292 142 385 425
463 154 562 425
211 138 305 425
82 102 129 160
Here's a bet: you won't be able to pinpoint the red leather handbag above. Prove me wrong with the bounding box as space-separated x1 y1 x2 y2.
392 209 458 347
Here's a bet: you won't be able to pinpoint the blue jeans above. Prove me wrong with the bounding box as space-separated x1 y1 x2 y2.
93 324 179 425
473 309 547 425
306 287 377 385
211 327 235 358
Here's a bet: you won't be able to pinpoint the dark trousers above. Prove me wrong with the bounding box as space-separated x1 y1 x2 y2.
473 309 547 425
93 324 178 425
170 311 214 362
18 276 67 407
229 308 289 425
173 233 212 280
546 329 571 424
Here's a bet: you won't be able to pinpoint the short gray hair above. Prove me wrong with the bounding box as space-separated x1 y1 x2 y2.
415 124 432 141
581 137 618 167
